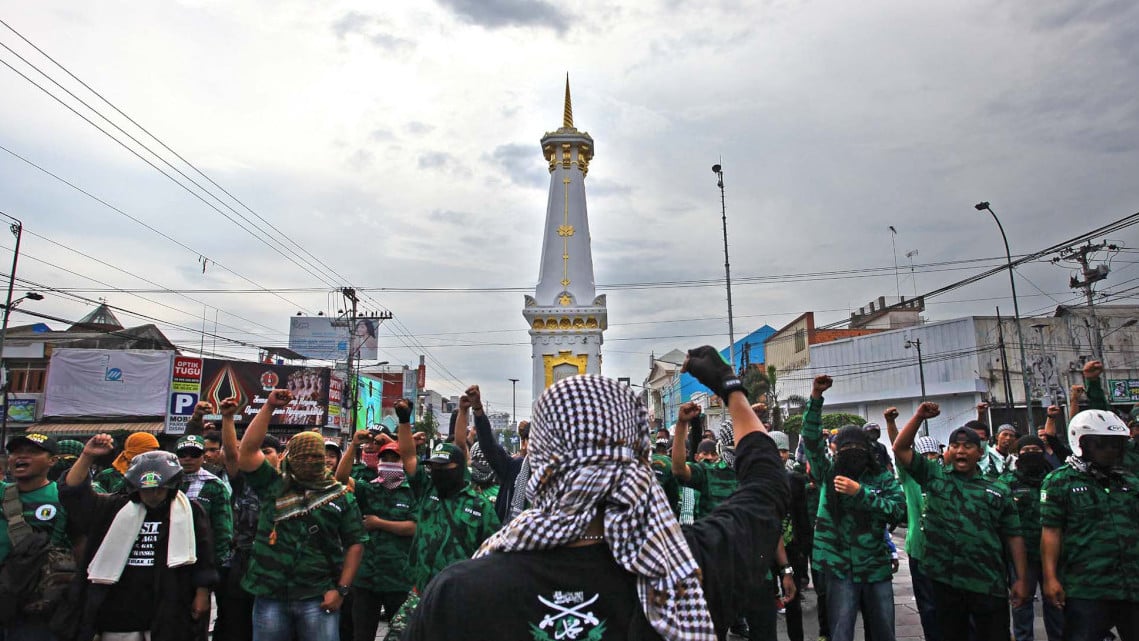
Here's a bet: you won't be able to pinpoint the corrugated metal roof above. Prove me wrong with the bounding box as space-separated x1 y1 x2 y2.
27 421 164 435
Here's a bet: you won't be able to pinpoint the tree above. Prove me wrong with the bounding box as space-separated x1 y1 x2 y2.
821 413 867 432
418 407 440 442
743 365 785 431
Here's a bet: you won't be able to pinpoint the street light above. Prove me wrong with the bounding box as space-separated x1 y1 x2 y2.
905 338 928 436
975 202 1033 429
508 378 519 432
712 163 737 371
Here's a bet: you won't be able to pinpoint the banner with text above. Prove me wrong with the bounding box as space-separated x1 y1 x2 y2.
165 356 203 435
288 317 378 362
200 359 331 426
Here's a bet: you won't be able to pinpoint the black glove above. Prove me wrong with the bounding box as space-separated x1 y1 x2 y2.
394 400 413 424
684 345 745 401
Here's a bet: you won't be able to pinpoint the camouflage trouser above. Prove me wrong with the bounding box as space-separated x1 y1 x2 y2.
381 591 419 641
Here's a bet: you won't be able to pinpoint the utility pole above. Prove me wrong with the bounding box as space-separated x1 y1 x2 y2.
904 338 928 436
0 216 24 447
712 163 736 370
1055 242 1112 362
508 378 519 432
996 307 1015 414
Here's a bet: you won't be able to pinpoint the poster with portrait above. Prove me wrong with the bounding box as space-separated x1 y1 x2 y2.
288 317 377 362
200 359 331 426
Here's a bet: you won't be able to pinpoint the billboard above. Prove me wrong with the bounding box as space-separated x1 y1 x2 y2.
327 375 343 429
44 349 173 418
1108 379 1139 403
165 356 203 435
199 359 331 426
288 317 378 362
6 399 37 423
353 372 413 429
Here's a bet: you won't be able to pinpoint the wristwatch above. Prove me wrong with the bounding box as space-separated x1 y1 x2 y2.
336 585 351 597
780 565 794 576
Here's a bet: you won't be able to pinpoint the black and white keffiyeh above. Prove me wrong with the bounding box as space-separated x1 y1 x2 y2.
474 375 716 641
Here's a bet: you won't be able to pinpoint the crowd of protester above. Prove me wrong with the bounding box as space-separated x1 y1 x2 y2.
0 349 1136 641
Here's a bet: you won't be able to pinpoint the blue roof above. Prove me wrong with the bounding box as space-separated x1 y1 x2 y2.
678 324 776 401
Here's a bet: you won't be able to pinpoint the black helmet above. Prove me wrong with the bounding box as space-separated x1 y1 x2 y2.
124 451 185 492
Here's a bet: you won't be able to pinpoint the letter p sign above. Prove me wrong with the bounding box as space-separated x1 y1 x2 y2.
171 393 199 415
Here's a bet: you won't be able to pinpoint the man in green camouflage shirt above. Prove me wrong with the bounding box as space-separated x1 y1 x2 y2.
998 435 1063 641
175 434 234 568
672 402 737 519
894 401 1029 641
1040 367 1139 641
336 434 416 641
238 390 366 641
802 375 904 641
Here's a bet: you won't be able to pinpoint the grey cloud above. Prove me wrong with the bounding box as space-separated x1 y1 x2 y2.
406 121 436 135
1026 0 1135 31
488 143 546 188
346 149 374 171
588 178 632 197
435 0 571 34
417 151 471 176
330 11 414 51
370 129 395 141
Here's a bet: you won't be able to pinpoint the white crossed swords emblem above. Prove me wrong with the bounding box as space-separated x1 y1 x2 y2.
538 593 600 639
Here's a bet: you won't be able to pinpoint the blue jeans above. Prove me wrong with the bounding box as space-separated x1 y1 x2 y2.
1063 598 1139 641
824 569 895 641
1008 560 1062 641
252 596 339 641
909 558 941 641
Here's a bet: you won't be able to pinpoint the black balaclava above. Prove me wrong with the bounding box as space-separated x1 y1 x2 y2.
431 465 465 498
833 426 871 479
1013 435 1050 483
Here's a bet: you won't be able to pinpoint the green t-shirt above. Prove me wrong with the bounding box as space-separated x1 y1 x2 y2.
897 466 927 562
1040 464 1139 602
0 481 72 565
241 460 367 600
650 454 681 516
353 480 416 593
998 470 1044 563
802 397 905 583
406 465 501 591
906 453 1020 598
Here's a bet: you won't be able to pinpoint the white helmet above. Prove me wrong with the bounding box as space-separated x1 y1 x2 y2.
1067 409 1129 458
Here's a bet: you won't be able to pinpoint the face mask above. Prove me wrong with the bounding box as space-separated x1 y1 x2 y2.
361 452 381 470
1016 452 1049 478
288 457 327 484
375 462 405 490
431 466 465 497
834 449 870 479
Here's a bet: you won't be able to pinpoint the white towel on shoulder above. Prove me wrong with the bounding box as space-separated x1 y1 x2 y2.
88 491 197 585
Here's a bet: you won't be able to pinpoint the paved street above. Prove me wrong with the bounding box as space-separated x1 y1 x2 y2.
361 529 1051 641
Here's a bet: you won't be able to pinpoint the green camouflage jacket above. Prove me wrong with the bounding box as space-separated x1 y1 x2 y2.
241 460 367 600
681 459 737 519
998 469 1043 563
1040 464 1139 601
93 467 126 495
353 480 416 594
406 466 501 591
181 472 233 567
906 453 1020 597
803 396 905 582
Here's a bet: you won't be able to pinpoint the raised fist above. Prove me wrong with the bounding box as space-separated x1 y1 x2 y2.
812 375 833 396
266 389 293 408
219 397 239 417
884 407 900 422
1070 384 1085 397
194 401 214 416
682 345 739 399
916 402 940 419
1082 360 1103 379
352 430 371 446
976 402 989 413
465 385 483 411
1046 405 1061 418
394 398 413 424
678 401 701 423
83 433 115 458
458 394 472 412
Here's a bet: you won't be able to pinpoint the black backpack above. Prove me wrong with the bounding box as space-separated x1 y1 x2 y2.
0 484 77 627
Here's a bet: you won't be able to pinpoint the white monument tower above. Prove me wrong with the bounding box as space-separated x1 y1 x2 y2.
523 76 608 401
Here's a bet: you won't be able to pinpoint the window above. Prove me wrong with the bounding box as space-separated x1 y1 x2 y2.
7 361 47 393
794 329 807 353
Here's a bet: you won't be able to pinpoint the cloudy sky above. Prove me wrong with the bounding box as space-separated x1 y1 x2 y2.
1 0 1138 416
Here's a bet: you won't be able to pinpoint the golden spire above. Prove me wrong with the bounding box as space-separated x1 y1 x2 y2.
563 73 573 129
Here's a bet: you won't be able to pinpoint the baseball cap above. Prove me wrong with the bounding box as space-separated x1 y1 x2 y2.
427 442 465 466
653 436 671 449
324 438 342 452
378 441 401 456
176 435 206 452
6 433 59 455
948 426 983 446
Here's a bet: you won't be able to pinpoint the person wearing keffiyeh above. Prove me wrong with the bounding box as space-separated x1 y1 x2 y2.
404 345 789 641
236 391 366 641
